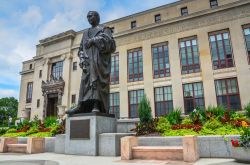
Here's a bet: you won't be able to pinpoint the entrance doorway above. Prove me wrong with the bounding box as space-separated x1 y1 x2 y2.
46 93 58 117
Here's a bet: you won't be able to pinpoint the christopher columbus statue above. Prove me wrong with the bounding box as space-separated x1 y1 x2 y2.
66 11 116 115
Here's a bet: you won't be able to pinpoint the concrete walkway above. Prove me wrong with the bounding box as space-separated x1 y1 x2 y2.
0 153 247 165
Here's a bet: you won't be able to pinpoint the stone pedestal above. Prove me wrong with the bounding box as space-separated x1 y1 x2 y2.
65 112 116 156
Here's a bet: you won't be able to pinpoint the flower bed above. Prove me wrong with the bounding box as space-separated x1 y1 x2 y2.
132 102 250 137
0 116 65 138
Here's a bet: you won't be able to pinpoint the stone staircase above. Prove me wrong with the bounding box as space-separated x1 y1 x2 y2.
121 135 199 162
0 137 45 154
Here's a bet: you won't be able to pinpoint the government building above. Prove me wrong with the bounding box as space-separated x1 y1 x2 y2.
18 0 250 120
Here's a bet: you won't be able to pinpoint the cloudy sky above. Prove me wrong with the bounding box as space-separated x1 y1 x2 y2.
0 0 178 99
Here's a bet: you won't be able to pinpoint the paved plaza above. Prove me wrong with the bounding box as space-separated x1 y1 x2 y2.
0 153 247 165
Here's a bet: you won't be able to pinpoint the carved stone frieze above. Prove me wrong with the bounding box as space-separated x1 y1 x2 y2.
41 76 65 96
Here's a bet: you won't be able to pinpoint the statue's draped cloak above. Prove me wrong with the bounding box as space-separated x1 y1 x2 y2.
78 25 116 113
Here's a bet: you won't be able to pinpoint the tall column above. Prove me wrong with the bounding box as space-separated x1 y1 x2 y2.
119 46 129 118
197 31 217 107
142 40 155 117
62 53 72 108
168 37 185 112
229 24 250 107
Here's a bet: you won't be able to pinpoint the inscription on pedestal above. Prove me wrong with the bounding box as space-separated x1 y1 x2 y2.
70 119 90 140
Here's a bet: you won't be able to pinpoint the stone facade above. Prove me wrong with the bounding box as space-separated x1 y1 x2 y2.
18 0 250 120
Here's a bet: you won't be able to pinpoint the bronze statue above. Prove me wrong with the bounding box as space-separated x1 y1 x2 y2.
66 11 116 115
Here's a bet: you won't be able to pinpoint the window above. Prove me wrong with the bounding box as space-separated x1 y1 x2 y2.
29 64 32 70
110 27 115 33
154 86 173 117
131 21 136 29
71 94 76 104
210 0 218 8
179 37 200 74
215 78 241 110
51 61 63 80
155 14 161 23
209 30 234 69
37 99 40 108
152 42 170 78
128 89 144 118
110 53 119 84
26 82 33 103
181 7 188 16
243 25 250 64
73 62 77 71
39 70 42 78
183 82 205 114
128 48 143 82
109 93 120 118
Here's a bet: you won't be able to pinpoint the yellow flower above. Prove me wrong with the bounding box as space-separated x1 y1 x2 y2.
241 121 248 128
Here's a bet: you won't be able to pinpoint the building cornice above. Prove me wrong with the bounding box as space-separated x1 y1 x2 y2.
113 1 250 46
113 0 250 38
20 69 34 75
39 30 76 46
22 59 34 64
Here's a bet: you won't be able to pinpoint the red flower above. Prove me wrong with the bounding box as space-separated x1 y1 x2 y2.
231 139 239 147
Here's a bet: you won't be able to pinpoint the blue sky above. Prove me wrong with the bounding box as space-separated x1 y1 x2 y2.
0 0 178 99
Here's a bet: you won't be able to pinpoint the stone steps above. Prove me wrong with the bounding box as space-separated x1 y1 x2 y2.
132 146 184 160
7 144 27 153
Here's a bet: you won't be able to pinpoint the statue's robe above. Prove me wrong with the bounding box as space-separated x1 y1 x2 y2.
78 25 116 113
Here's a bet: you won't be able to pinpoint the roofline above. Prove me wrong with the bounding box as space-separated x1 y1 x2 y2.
22 59 34 64
45 0 187 37
103 0 189 25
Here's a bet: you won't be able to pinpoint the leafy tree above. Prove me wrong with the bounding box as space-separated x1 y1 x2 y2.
0 97 18 126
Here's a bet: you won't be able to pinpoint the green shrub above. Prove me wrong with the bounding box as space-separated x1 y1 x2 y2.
31 115 41 129
244 102 250 118
200 124 241 136
156 117 171 133
214 125 241 135
138 95 153 124
162 129 198 136
181 117 193 125
6 128 17 133
0 128 8 135
206 105 225 119
231 112 247 121
2 132 27 137
26 127 39 135
189 107 206 124
28 132 53 137
199 128 216 135
16 119 31 131
203 119 223 130
44 116 58 128
166 108 182 125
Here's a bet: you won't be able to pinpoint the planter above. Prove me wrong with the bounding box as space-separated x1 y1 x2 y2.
232 147 250 163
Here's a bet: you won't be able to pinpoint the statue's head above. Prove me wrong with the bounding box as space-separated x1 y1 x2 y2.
87 11 100 27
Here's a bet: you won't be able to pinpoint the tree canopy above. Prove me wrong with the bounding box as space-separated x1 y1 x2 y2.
0 97 18 126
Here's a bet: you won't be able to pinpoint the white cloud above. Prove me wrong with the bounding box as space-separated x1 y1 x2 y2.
20 5 43 28
0 89 19 99
39 0 105 38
